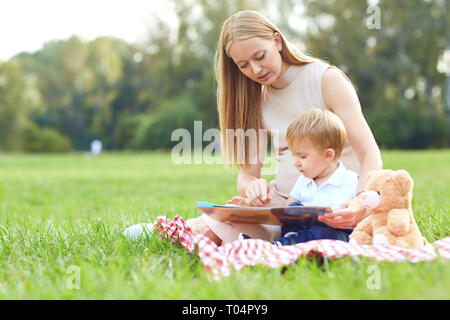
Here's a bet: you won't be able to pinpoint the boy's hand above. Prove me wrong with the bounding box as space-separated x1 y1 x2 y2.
318 198 367 228
318 209 354 229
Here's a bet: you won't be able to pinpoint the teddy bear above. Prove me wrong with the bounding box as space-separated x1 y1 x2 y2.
349 169 427 249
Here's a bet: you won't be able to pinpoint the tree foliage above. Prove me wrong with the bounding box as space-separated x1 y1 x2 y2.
0 0 448 152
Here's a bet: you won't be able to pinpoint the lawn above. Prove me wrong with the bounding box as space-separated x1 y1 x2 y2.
0 150 449 299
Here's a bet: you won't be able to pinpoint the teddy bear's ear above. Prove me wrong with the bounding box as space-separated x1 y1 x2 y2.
394 170 413 194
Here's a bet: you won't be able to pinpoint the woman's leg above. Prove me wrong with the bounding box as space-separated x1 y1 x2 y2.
186 216 223 245
188 214 281 245
196 214 242 244
124 181 287 244
123 216 223 245
194 185 288 244
123 215 280 245
200 214 281 244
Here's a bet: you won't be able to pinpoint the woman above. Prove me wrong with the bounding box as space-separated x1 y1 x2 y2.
124 10 382 244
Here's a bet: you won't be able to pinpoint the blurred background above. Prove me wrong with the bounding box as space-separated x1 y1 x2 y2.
0 0 449 153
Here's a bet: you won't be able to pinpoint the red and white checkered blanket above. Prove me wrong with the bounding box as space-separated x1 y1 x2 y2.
154 215 450 278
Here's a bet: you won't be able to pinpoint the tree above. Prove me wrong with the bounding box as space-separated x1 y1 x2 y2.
301 0 449 148
0 60 42 150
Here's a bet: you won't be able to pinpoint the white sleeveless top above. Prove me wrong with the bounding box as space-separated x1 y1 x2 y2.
261 61 360 198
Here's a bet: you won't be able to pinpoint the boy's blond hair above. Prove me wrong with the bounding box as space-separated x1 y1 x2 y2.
286 109 347 158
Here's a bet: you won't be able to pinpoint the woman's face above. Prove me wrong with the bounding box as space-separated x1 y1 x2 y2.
228 33 287 85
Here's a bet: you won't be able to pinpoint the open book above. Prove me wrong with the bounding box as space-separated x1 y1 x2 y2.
196 202 331 226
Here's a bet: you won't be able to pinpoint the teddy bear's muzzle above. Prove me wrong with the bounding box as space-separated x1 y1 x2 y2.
360 191 381 209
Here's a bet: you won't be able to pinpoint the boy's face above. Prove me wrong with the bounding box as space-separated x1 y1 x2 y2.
290 137 335 179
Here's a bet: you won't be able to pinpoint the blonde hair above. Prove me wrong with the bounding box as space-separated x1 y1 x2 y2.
214 10 321 167
286 109 347 158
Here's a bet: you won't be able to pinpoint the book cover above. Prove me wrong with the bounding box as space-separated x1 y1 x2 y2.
196 202 331 226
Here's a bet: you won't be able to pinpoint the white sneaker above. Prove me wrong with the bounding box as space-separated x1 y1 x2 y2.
122 223 154 240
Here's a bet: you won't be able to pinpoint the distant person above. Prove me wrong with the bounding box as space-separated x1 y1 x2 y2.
123 10 382 244
91 140 102 156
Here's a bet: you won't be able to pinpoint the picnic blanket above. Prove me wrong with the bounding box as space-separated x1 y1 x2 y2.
153 215 450 278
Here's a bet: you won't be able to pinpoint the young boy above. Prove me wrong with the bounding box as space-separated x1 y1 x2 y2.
229 108 358 246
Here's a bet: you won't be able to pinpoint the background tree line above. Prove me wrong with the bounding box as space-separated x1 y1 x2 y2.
0 0 448 152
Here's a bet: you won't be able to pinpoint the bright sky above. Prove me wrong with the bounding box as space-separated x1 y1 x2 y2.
0 0 177 61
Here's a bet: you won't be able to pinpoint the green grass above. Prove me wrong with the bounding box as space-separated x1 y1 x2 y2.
0 150 449 299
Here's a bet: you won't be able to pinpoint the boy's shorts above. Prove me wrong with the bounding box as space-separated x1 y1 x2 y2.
272 201 353 246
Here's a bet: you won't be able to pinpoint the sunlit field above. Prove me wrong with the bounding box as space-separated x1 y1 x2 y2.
0 150 448 299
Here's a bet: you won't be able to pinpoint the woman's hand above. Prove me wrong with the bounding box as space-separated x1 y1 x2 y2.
244 178 272 207
318 198 367 229
226 196 253 206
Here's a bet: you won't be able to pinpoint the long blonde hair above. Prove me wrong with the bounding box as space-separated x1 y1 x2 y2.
214 10 321 168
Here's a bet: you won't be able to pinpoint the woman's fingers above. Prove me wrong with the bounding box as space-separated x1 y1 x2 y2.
248 188 257 202
237 190 263 206
249 197 265 207
227 196 257 207
266 185 274 203
227 197 243 205
259 180 267 201
227 185 271 208
239 197 251 206
245 179 270 206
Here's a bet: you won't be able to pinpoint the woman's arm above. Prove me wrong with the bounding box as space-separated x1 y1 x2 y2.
319 67 382 228
237 163 273 207
236 131 273 206
322 67 382 190
237 163 262 195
